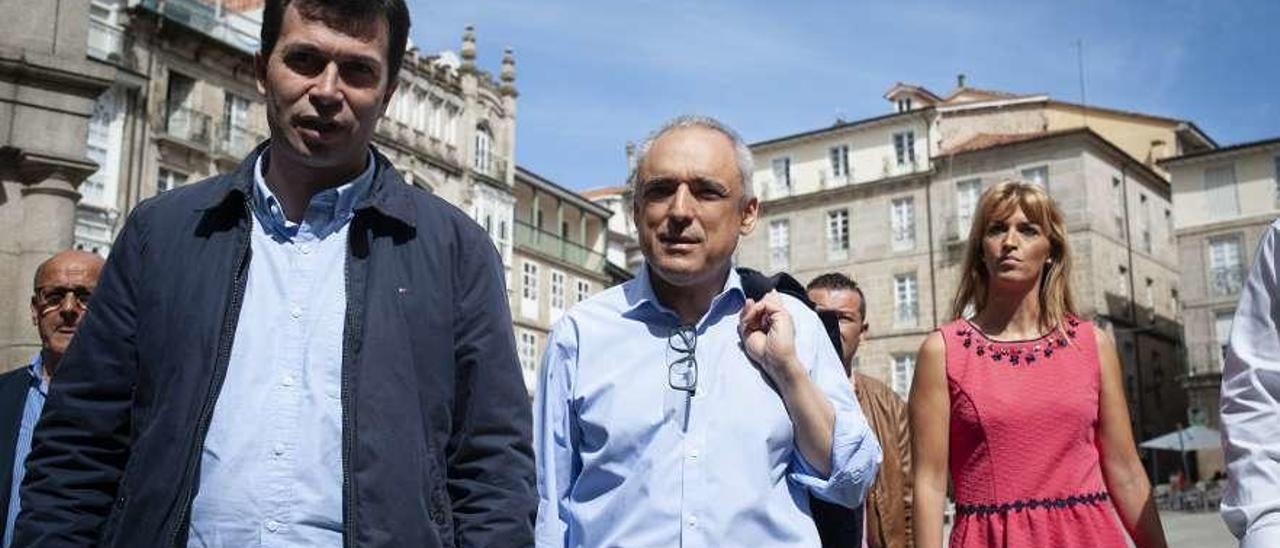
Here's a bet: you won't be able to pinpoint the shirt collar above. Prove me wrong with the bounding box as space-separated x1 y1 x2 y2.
27 353 48 396
251 147 376 241
623 263 745 329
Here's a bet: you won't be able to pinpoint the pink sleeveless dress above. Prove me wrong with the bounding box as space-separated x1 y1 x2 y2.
940 317 1128 547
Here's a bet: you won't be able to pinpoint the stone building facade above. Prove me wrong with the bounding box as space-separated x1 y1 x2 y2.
932 130 1187 446
735 80 1209 456
885 76 1215 179
737 106 933 390
1160 136 1280 476
1 0 113 368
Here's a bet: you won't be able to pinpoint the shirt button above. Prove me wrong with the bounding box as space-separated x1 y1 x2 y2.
687 516 697 528
281 374 296 387
299 244 311 255
273 443 286 456
688 449 700 460
290 306 303 319
265 519 281 532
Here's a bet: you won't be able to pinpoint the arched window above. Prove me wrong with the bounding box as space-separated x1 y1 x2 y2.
474 124 493 174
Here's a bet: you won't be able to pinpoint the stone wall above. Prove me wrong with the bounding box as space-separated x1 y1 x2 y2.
0 0 112 369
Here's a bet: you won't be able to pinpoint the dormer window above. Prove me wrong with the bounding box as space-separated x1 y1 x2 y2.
884 83 940 113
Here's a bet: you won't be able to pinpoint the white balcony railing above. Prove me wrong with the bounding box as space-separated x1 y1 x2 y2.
818 169 852 190
87 18 132 67
214 124 265 159
164 106 212 147
138 0 261 53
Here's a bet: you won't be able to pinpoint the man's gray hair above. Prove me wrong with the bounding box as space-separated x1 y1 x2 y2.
626 115 755 207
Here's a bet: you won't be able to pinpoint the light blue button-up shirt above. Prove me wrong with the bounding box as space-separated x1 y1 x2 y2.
4 354 47 548
188 149 374 546
534 266 881 547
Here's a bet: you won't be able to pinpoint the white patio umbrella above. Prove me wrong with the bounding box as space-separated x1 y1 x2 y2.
1139 425 1222 452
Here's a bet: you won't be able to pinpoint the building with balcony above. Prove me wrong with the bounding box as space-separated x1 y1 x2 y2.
73 0 269 254
1160 135 1280 475
511 167 611 392
735 80 1208 475
751 110 933 203
738 109 933 391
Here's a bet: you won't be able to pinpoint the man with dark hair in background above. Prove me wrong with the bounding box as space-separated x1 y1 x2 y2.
0 250 103 548
14 1 534 546
808 273 913 548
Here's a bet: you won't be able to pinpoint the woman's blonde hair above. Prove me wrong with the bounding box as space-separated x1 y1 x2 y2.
951 180 1076 331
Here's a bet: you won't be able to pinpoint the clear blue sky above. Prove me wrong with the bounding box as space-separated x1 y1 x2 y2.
409 0 1279 192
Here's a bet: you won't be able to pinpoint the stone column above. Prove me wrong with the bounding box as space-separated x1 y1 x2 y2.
0 152 97 369
0 0 113 370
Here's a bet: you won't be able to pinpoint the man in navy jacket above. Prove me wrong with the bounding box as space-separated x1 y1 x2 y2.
1 250 103 547
13 1 535 546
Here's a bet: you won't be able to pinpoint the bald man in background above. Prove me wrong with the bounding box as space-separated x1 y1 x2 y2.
0 250 103 547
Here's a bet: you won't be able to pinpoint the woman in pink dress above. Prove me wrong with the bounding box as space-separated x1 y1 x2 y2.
910 180 1167 547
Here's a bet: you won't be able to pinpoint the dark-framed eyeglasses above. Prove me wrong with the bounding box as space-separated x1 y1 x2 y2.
667 324 698 394
35 286 93 312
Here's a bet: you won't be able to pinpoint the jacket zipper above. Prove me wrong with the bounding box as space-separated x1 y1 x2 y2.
340 216 362 548
166 201 254 547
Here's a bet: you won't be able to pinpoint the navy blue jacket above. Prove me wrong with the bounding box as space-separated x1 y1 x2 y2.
0 367 32 544
13 145 536 547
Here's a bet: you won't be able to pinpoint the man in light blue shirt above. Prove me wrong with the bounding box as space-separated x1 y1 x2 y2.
185 148 372 545
534 115 882 546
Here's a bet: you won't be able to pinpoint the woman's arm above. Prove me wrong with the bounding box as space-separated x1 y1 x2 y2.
910 332 949 548
1095 325 1168 548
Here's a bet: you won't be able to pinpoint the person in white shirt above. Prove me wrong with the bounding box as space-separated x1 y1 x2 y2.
1221 218 1280 547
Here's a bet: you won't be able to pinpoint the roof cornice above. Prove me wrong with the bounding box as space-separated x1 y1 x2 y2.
1159 136 1280 167
750 109 933 151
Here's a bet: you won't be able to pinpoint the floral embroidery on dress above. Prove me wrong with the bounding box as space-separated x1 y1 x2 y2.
955 316 1080 365
955 491 1110 516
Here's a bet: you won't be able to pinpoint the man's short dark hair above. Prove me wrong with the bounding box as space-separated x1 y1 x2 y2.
807 272 867 321
261 0 412 83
